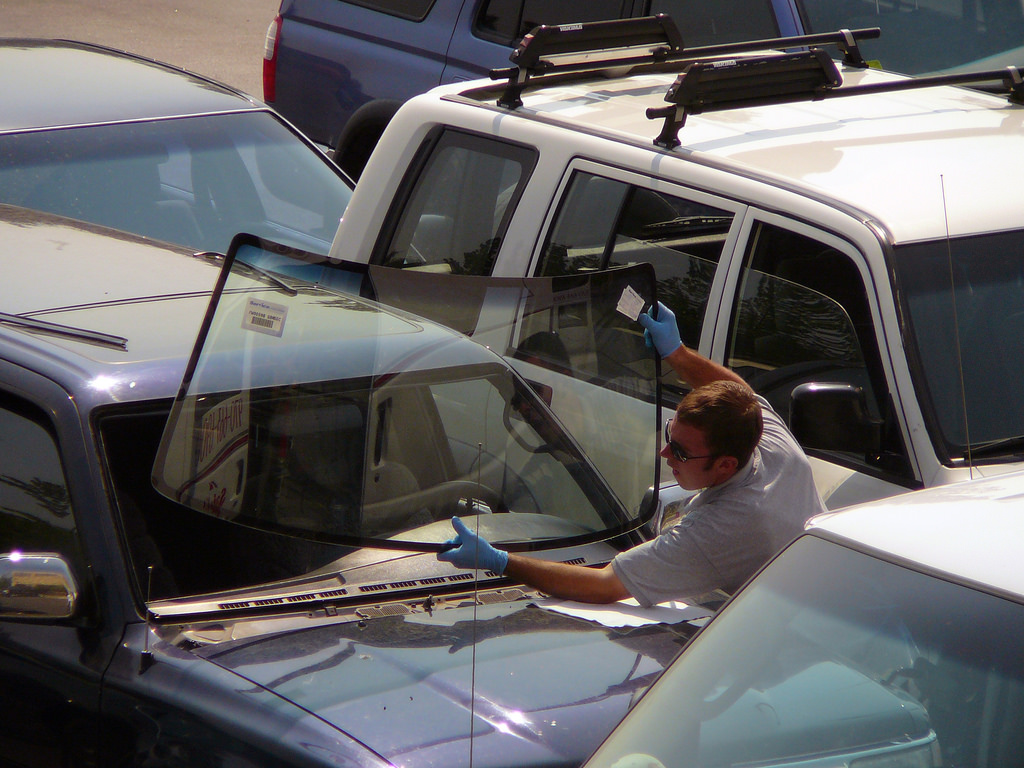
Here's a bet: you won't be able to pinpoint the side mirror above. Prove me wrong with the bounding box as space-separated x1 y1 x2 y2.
790 382 882 455
643 483 696 537
525 378 554 407
0 553 79 620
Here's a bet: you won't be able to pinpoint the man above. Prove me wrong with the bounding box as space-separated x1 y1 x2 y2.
439 302 826 606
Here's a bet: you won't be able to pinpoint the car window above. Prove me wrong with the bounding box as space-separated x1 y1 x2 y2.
585 533 1024 768
475 0 781 46
800 0 1024 74
0 111 351 256
893 230 1024 461
476 0 633 43
375 129 537 275
537 171 733 395
649 0 781 45
0 396 85 580
725 222 909 475
237 237 660 513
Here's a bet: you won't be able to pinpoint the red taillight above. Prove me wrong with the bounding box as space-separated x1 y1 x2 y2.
263 15 282 103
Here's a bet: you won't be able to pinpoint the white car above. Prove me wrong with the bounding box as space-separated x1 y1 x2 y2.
581 471 1024 768
326 17 1024 512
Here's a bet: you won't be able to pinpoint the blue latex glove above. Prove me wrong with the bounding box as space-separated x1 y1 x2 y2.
437 516 509 574
637 301 682 358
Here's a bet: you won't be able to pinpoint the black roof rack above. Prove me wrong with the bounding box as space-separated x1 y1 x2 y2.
649 55 1024 148
487 15 1024 150
491 15 879 109
649 48 844 147
508 14 684 71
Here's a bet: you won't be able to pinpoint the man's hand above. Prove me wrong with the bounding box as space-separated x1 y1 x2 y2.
437 516 509 574
638 302 682 358
439 518 631 603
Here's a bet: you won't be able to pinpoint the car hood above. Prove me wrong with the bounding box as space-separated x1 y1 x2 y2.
189 600 692 767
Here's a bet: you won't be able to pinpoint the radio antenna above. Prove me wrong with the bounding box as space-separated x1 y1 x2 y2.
941 175 973 477
140 565 155 673
468 441 484 768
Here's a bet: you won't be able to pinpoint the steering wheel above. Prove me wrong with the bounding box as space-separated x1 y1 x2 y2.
361 480 504 534
427 480 504 517
502 401 552 454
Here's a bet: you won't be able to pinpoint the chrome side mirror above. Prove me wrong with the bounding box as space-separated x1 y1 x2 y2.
0 552 79 620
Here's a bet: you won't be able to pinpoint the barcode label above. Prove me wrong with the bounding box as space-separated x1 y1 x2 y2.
242 298 287 337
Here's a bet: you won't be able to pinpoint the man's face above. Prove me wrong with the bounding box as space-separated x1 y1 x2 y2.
661 417 733 491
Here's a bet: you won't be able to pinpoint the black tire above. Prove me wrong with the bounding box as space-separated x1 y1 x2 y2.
331 99 403 181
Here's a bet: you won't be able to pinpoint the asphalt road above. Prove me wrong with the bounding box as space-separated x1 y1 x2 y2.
0 0 280 98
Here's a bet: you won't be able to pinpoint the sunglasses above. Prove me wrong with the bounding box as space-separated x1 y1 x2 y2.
664 419 714 463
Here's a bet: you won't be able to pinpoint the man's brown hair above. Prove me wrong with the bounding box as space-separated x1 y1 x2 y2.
676 381 763 467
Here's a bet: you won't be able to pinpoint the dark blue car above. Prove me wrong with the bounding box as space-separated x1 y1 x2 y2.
0 207 695 766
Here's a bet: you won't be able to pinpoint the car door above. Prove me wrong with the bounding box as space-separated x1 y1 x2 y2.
530 162 745 401
0 366 111 766
370 128 539 274
529 163 919 508
711 212 919 506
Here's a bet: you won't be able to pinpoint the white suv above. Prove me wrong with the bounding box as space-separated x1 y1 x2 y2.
328 17 1024 510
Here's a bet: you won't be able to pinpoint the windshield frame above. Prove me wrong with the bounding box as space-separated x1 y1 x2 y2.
150 235 661 556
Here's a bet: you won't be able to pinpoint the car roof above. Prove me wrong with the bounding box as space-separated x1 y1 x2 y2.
0 206 493 413
807 471 1024 600
447 62 1024 244
0 38 261 132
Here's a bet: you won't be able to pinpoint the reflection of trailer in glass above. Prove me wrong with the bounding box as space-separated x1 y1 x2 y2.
164 391 250 520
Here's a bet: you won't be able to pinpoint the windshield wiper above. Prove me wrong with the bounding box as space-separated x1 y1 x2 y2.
0 311 128 349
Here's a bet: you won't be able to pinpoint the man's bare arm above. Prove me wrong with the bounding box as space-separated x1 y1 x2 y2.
662 344 750 391
639 302 750 391
438 517 631 603
504 556 631 604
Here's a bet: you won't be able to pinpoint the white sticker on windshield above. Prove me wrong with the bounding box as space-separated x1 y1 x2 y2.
242 298 287 337
616 285 645 321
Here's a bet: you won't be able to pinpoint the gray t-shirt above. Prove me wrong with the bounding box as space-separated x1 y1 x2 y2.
612 396 825 607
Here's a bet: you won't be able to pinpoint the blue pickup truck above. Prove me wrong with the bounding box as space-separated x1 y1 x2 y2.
262 0 802 179
263 0 1023 180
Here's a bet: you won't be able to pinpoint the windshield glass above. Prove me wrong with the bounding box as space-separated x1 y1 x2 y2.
0 111 351 255
801 0 1024 74
585 533 1024 768
893 230 1024 463
233 236 662 515
144 241 658 608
